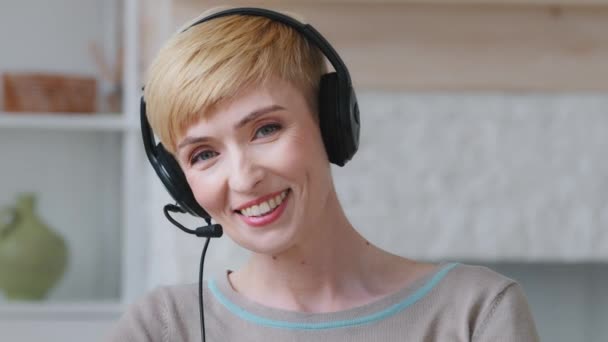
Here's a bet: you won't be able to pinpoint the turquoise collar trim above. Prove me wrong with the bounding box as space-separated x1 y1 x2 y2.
208 262 460 330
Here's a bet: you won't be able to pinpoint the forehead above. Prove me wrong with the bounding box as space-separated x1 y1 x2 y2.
184 79 310 135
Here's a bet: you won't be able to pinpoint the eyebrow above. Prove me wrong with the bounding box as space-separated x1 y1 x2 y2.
177 104 286 151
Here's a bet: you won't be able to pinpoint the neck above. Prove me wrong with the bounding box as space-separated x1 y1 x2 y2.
229 188 410 313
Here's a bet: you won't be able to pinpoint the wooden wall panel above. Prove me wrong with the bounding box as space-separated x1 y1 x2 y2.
171 1 608 91
232 0 608 5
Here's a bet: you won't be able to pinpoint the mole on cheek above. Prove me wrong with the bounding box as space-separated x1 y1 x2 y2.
272 256 277 260
366 241 370 246
300 260 307 265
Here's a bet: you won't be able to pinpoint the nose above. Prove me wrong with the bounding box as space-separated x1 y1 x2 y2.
227 150 264 193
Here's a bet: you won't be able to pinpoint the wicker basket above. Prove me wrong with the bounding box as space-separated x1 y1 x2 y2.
3 73 97 113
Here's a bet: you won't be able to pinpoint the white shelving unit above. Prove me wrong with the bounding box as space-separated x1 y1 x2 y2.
0 0 146 340
0 112 131 131
0 112 133 132
0 302 124 341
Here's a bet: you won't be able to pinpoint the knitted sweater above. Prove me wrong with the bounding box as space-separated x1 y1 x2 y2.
106 262 540 341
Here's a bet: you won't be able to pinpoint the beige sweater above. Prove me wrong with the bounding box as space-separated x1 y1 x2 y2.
106 262 540 341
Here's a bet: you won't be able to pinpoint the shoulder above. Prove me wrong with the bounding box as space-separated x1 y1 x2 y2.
150 282 199 304
431 263 521 316
128 283 199 315
105 283 199 342
429 263 539 341
141 283 201 323
437 263 516 298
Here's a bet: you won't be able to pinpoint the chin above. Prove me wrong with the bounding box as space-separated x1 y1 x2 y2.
237 229 300 256
226 211 302 254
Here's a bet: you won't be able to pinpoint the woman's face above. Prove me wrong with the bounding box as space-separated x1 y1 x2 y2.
175 79 333 255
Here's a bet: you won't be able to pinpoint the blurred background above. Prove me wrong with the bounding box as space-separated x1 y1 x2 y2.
1 0 607 341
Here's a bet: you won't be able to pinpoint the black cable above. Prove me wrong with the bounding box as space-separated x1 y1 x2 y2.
164 204 196 235
199 236 211 342
164 204 223 238
163 204 222 342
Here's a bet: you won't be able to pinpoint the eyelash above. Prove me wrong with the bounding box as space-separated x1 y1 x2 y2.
189 122 283 166
253 123 281 139
190 150 218 165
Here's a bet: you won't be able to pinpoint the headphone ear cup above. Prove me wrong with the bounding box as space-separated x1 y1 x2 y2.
318 72 341 164
318 72 359 166
154 144 211 218
344 86 360 160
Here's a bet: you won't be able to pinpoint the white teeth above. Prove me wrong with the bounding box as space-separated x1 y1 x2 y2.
240 190 289 217
251 205 261 216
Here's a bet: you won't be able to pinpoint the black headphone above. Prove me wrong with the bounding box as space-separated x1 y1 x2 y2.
140 7 360 219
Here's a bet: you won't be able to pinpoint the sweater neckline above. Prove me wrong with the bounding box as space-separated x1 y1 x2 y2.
208 261 459 330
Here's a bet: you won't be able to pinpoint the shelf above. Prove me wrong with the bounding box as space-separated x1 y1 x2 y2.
0 302 124 320
0 2 145 334
0 112 136 132
0 132 123 301
0 301 123 342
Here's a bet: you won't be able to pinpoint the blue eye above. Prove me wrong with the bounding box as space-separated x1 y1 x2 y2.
254 123 281 139
191 150 218 165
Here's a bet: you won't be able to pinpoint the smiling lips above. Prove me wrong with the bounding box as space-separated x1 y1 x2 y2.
236 189 291 227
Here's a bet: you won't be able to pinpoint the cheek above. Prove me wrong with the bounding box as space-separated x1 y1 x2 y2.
285 122 327 162
185 170 224 215
271 133 320 176
274 127 330 187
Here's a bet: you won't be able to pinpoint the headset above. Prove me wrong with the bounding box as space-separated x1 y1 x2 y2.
141 7 360 219
140 7 361 342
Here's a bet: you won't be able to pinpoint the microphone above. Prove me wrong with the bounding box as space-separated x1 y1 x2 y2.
193 224 223 238
163 204 223 238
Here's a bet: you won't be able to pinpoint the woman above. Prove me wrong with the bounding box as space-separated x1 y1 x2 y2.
108 7 539 342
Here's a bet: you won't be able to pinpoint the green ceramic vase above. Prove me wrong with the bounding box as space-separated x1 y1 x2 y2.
0 193 68 300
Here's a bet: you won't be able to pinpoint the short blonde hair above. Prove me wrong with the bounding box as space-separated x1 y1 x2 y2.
144 9 327 154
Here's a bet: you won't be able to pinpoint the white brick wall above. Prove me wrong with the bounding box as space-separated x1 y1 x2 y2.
335 92 608 262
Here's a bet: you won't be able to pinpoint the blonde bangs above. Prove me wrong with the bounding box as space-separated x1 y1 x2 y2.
144 13 327 154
